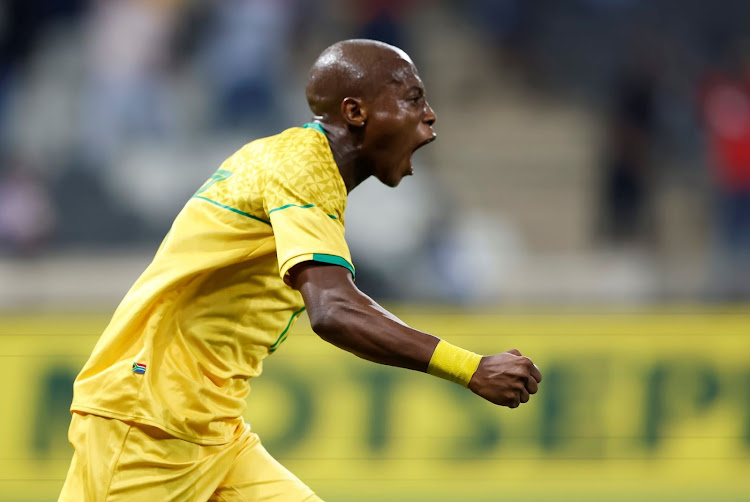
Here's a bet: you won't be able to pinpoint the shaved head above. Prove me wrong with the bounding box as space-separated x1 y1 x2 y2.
306 39 415 118
303 39 436 191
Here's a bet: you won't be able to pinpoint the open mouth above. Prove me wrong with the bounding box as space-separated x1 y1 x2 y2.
406 134 437 176
413 134 437 152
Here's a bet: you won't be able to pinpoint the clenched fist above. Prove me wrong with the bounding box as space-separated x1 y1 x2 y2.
468 349 542 408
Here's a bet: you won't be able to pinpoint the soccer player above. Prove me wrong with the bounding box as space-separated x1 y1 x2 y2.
59 39 542 502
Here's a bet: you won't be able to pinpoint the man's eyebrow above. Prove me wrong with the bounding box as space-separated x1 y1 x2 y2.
386 79 424 94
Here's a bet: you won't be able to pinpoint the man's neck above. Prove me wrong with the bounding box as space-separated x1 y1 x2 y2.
316 121 371 193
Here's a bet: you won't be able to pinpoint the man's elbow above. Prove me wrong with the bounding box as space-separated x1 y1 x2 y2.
308 304 345 341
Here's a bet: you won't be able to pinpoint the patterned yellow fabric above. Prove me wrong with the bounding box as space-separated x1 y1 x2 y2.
71 125 353 445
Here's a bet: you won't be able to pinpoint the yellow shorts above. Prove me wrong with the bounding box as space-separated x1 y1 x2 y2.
58 412 323 502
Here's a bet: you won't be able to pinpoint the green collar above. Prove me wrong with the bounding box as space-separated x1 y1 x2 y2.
302 122 326 135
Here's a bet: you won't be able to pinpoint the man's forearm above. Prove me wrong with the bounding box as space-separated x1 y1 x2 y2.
308 289 440 372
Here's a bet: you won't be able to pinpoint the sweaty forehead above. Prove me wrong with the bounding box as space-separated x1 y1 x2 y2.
357 50 418 92
389 61 422 88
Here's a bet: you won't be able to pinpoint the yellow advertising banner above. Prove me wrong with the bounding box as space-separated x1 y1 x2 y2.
1 309 748 501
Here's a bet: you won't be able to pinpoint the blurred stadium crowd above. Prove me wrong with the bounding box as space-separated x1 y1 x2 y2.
1 0 750 303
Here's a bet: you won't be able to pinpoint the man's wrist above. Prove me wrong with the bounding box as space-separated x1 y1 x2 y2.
427 340 483 387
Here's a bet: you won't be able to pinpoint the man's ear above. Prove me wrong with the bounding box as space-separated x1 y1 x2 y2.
341 97 367 127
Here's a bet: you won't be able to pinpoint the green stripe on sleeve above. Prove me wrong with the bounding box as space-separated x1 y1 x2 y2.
312 253 355 278
269 307 307 353
267 202 338 220
192 196 271 225
269 203 315 214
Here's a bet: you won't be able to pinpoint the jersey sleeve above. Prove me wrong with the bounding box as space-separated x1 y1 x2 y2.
263 158 354 285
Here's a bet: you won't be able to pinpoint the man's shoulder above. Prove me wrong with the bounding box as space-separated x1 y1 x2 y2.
252 126 326 152
258 126 336 176
233 127 327 171
257 129 345 208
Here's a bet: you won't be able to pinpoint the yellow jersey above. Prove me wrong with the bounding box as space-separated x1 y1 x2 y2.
71 123 354 445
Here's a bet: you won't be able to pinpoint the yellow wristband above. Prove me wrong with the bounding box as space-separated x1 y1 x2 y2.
427 340 483 387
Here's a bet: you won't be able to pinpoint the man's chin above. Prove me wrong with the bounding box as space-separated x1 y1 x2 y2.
374 159 412 187
372 172 403 188
380 176 402 188
391 165 414 187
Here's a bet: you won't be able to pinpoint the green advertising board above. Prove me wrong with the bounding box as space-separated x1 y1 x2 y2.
1 309 748 501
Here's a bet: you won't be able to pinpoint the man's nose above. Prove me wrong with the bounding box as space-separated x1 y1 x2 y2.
424 102 437 126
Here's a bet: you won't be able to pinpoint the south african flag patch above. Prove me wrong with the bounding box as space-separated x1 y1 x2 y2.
132 362 147 374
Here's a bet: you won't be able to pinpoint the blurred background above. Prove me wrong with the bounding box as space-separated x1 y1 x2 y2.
1 0 748 501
